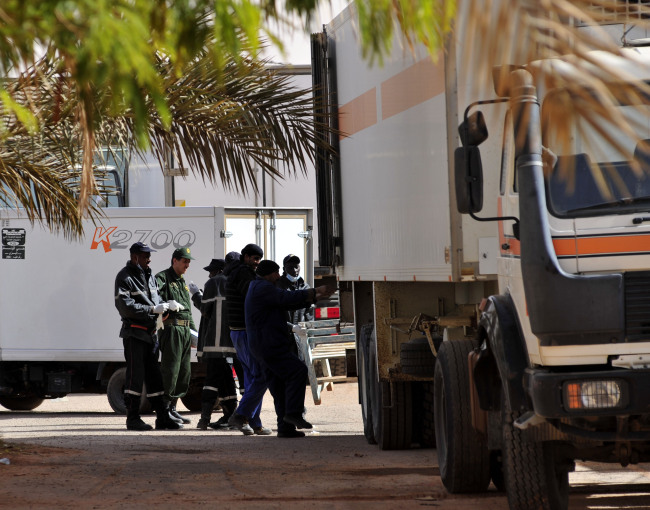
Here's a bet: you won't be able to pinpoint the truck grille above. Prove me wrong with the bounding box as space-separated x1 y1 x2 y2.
624 271 650 341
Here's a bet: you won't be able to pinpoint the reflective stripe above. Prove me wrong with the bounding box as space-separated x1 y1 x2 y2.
201 296 218 304
130 290 146 297
203 385 219 392
203 346 236 353
125 389 141 396
214 297 224 348
146 391 164 398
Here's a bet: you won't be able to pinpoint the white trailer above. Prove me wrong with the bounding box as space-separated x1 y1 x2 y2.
312 2 502 449
0 206 313 412
314 4 650 510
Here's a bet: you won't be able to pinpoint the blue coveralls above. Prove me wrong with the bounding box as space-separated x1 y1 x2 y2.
245 277 315 433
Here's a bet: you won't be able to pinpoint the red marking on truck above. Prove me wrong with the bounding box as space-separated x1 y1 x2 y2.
315 307 340 319
90 226 118 253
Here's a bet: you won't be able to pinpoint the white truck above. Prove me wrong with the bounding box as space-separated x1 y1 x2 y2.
313 4 650 509
0 206 314 413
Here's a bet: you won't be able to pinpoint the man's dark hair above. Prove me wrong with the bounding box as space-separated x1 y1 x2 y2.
241 243 263 257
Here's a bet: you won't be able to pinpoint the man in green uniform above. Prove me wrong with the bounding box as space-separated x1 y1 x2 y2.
156 246 197 425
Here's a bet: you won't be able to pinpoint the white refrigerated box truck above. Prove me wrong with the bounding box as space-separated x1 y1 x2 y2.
0 206 313 413
313 3 650 509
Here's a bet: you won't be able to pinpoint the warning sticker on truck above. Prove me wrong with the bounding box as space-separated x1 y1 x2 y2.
2 228 26 259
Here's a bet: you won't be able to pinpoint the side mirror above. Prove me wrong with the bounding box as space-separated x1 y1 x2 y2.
455 110 487 214
454 146 484 214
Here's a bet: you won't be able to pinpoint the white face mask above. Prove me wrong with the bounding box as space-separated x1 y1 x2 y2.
285 273 299 282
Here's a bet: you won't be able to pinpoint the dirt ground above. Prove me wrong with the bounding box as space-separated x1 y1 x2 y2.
0 383 457 510
2 383 650 509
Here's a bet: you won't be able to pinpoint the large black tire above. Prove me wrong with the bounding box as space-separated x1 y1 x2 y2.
400 336 438 377
373 379 413 450
0 395 44 411
106 367 151 415
502 393 570 510
357 325 376 444
434 339 490 493
180 378 204 412
412 381 435 448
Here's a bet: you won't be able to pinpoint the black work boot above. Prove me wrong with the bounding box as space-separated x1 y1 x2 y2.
170 398 191 424
197 400 216 430
209 399 236 430
152 398 183 430
125 394 152 431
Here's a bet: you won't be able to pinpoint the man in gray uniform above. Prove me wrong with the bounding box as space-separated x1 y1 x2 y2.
114 242 182 431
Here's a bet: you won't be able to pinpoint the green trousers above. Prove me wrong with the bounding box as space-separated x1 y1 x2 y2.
159 325 192 400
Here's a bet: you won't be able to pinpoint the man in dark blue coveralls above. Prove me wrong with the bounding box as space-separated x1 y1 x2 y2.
244 260 334 438
225 243 271 435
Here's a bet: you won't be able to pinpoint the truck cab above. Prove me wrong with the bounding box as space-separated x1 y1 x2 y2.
448 45 650 510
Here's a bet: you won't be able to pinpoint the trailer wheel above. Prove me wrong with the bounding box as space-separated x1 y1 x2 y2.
0 395 44 411
372 379 413 450
502 393 570 510
400 336 438 377
357 325 376 444
412 381 436 448
106 367 151 415
433 339 490 493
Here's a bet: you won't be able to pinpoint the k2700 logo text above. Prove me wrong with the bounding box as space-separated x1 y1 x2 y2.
90 227 196 253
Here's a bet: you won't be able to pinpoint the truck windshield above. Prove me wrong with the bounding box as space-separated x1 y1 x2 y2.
543 95 650 217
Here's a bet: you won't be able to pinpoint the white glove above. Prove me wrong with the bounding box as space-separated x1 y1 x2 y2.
152 303 169 314
167 300 185 312
188 281 200 296
292 324 302 333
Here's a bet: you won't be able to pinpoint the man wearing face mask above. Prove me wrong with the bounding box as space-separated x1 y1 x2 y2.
278 254 314 360
277 254 314 324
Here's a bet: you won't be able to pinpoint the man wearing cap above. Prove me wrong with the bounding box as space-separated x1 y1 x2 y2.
225 243 272 436
278 254 314 324
245 260 335 438
155 246 197 425
278 254 314 359
114 242 183 431
191 254 241 430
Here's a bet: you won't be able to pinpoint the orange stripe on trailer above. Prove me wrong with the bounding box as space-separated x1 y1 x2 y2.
381 55 445 121
339 88 377 139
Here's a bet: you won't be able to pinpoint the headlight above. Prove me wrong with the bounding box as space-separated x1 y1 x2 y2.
563 380 625 411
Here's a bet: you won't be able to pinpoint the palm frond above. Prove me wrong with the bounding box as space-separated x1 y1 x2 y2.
0 41 336 236
108 48 334 196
